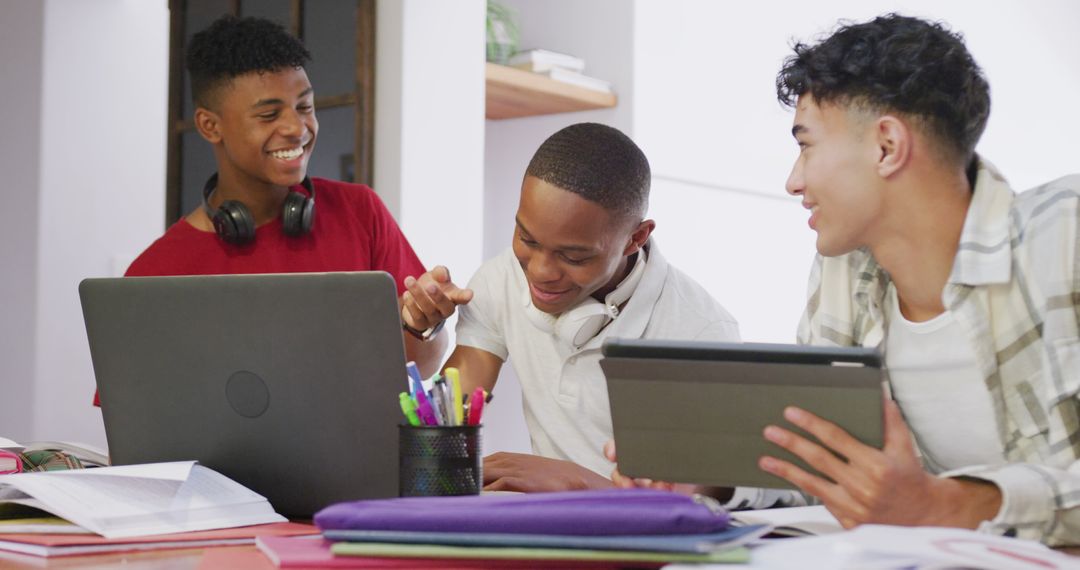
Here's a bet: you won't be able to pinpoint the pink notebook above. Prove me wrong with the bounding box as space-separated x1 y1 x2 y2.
0 450 21 475
255 536 632 569
0 522 318 557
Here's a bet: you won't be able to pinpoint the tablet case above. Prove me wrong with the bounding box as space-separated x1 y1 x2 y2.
601 339 884 490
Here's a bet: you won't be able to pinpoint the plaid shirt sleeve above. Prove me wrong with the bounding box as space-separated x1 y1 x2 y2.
940 175 1080 546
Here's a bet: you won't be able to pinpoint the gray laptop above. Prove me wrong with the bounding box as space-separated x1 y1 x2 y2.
601 338 884 490
80 272 405 517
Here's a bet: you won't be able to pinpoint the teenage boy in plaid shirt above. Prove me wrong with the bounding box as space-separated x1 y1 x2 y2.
609 13 1080 546
760 14 1080 545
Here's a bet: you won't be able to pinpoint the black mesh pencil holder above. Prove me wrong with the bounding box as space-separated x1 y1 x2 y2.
398 424 482 497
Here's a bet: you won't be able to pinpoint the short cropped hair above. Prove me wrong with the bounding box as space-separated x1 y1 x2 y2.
776 14 990 166
525 123 650 222
187 16 311 110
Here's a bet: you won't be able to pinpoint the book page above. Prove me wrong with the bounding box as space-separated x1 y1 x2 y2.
0 462 284 538
693 525 1076 570
20 440 109 467
732 505 842 537
48 461 193 480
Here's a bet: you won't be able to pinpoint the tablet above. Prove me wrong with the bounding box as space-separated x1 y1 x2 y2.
80 272 406 516
601 338 884 490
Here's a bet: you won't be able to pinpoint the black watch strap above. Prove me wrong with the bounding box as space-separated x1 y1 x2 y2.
403 319 445 341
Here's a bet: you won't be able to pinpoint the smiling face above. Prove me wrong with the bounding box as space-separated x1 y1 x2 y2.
199 66 317 190
785 95 885 257
513 176 647 315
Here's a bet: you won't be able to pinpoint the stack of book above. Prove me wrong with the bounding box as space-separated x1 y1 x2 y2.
0 460 318 559
508 49 612 94
253 489 771 567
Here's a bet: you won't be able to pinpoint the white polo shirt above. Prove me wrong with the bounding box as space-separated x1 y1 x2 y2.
456 240 740 476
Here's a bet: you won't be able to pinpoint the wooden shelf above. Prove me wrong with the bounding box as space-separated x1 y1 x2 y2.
485 63 617 120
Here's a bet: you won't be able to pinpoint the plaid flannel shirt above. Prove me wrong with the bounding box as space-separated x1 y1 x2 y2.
797 158 1080 545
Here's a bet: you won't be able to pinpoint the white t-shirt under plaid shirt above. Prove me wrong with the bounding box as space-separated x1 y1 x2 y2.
797 158 1080 545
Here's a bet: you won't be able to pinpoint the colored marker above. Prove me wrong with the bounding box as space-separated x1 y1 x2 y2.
406 361 424 397
446 367 464 426
417 399 437 426
467 386 486 426
398 392 421 426
413 383 435 425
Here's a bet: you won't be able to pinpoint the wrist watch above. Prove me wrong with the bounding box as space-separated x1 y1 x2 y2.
403 319 445 341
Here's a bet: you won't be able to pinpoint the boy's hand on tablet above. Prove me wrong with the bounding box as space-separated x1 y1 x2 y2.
483 452 614 493
401 265 474 332
759 398 1002 528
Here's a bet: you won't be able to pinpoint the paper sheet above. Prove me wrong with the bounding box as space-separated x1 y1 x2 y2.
733 505 843 537
665 524 1080 569
0 462 284 538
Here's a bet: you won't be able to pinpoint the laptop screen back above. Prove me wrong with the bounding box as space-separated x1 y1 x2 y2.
80 272 405 516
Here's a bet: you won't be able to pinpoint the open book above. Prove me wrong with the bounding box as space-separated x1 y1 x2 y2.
0 437 109 467
0 461 285 538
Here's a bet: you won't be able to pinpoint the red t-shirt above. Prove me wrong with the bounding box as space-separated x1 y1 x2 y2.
93 178 425 405
126 178 425 287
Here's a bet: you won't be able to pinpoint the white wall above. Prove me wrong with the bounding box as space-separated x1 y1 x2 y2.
0 1 44 442
375 0 486 287
374 0 504 452
632 0 1080 343
27 0 171 447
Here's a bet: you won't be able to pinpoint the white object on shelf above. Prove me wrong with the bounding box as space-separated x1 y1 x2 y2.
508 48 586 73
540 67 612 94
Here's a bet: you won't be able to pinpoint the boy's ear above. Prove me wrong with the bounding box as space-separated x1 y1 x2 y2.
875 114 911 179
622 219 656 256
193 107 223 144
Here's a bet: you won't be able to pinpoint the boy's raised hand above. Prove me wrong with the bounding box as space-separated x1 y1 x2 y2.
400 265 474 332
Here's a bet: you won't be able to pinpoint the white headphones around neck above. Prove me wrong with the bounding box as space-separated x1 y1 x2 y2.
524 247 648 349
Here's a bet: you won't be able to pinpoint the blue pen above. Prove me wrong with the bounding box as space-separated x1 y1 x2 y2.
406 361 424 397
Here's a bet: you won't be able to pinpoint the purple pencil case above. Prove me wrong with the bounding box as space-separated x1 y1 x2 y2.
314 489 730 536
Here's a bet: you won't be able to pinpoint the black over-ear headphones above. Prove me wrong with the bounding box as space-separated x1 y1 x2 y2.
202 173 316 244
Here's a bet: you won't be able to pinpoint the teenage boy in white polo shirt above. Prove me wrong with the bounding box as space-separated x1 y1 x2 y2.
399 123 740 492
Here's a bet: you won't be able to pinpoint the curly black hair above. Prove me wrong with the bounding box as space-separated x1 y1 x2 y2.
776 14 990 166
525 123 650 222
187 15 311 109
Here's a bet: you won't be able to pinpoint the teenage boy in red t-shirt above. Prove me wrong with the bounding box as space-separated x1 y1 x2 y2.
104 16 465 405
